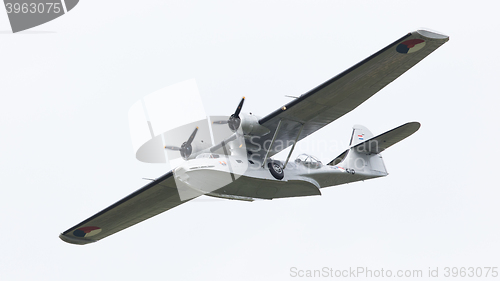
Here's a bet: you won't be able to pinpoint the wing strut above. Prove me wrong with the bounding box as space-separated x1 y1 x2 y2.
261 119 284 167
283 122 304 169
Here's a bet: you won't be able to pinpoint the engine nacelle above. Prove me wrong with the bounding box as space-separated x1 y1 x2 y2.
189 141 211 156
239 113 271 136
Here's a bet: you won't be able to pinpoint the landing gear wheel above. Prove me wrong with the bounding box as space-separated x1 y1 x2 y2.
268 161 284 180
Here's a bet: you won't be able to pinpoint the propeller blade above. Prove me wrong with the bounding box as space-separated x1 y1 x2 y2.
186 126 199 145
164 145 181 151
210 134 238 153
212 120 228 125
233 96 245 117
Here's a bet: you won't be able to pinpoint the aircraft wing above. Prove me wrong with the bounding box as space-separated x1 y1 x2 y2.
249 30 448 161
59 171 192 245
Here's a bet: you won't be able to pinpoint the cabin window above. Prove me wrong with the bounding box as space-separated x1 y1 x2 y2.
295 153 322 168
296 154 309 162
196 153 221 159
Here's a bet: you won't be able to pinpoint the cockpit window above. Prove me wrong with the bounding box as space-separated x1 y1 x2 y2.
196 153 220 159
295 153 322 168
296 154 309 162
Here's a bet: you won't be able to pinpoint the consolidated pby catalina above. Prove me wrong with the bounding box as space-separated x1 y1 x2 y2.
60 29 449 244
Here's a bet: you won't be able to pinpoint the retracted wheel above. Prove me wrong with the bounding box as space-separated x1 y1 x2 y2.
268 161 284 180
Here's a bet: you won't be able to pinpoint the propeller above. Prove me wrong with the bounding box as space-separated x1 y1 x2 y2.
164 126 199 159
213 97 245 132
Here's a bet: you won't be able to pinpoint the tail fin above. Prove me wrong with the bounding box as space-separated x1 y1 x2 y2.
328 122 421 175
349 124 374 146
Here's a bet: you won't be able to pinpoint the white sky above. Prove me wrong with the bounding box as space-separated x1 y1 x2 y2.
1 1 499 280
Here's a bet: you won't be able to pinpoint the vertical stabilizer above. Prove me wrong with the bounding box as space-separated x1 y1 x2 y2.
349 125 374 147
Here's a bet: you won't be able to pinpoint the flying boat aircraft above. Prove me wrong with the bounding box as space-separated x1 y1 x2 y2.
60 29 448 244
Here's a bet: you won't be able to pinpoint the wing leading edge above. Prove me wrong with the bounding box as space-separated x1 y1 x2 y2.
250 29 448 161
59 171 192 245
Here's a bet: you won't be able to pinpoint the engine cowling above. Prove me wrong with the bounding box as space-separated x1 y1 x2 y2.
239 113 270 136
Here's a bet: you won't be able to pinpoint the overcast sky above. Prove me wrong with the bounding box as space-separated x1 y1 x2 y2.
1 1 499 280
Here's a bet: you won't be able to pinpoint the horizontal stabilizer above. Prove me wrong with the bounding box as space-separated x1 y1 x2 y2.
328 149 349 166
352 122 420 154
